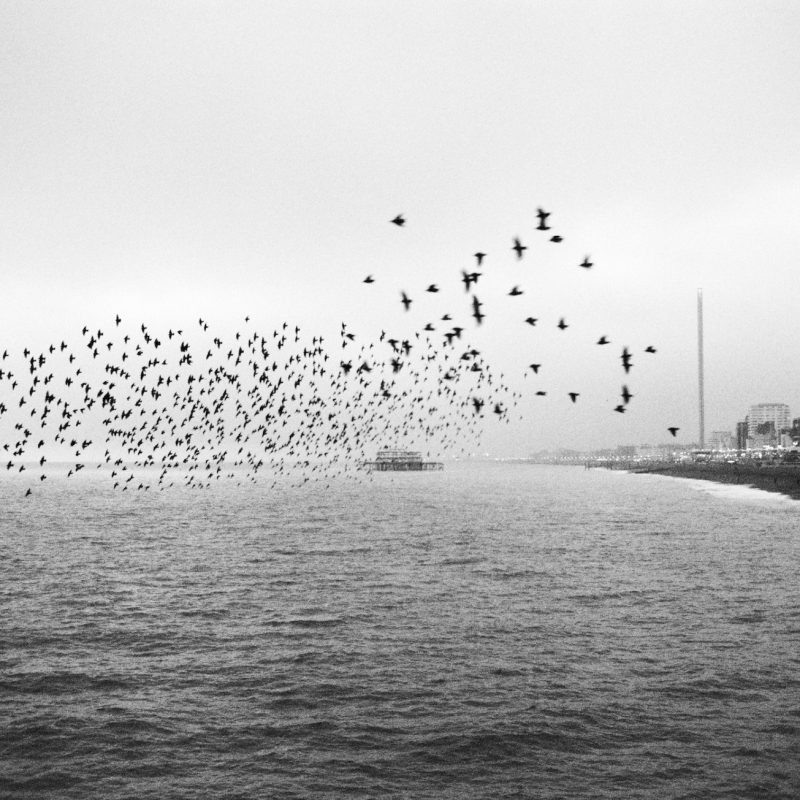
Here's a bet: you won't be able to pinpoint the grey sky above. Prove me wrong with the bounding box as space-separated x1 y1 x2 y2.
1 1 798 454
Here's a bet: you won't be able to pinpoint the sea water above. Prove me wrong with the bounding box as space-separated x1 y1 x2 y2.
1 462 798 799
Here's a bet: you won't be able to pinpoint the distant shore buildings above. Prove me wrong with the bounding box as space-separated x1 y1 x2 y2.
687 399 798 454
691 294 797 454
708 430 734 450
528 401 799 466
744 403 793 448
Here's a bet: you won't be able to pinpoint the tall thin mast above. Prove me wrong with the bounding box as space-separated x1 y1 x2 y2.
697 288 705 448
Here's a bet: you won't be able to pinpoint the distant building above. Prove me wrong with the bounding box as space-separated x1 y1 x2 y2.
709 430 733 450
736 421 749 450
636 444 673 460
747 404 790 445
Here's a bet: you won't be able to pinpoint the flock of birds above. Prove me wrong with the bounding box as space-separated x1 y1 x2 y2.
1 207 680 496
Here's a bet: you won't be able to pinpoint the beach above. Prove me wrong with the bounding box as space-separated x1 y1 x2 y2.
632 462 800 501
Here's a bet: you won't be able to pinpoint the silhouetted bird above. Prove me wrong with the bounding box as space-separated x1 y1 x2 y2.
621 385 633 404
401 292 412 311
512 238 527 259
508 286 523 296
363 275 375 283
462 271 481 291
557 318 568 330
536 208 550 230
668 427 679 437
391 214 405 226
621 347 633 373
525 317 537 326
474 252 486 266
471 296 485 325
568 392 579 403
580 256 593 269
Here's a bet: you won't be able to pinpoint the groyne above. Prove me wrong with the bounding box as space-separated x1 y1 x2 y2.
629 462 800 501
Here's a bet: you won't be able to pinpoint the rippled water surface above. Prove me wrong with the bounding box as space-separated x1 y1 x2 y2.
2 463 799 799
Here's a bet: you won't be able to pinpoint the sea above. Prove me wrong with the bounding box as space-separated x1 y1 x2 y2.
1 462 798 799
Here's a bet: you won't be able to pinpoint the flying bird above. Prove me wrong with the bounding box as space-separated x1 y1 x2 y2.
580 256 593 269
391 214 405 226
363 275 375 284
536 208 550 230
461 271 481 291
508 286 523 296
621 346 633 373
597 336 610 345
621 385 633 404
550 235 563 243
668 427 679 437
524 317 538 326
557 318 568 330
645 346 657 354
471 295 485 325
474 252 486 266
568 392 580 403
400 292 412 311
512 238 527 259
426 284 439 293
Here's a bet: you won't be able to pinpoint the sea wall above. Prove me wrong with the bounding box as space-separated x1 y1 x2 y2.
635 462 800 501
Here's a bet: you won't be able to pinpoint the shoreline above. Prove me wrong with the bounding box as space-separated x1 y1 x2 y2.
629 462 800 502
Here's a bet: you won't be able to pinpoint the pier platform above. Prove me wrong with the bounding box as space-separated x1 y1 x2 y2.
362 449 444 472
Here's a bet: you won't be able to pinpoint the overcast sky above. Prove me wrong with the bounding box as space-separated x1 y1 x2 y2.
1 1 798 455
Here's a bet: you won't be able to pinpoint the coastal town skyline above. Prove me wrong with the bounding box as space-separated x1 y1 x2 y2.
524 400 799 461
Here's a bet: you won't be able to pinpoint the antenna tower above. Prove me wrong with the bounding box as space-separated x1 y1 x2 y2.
697 288 705 448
